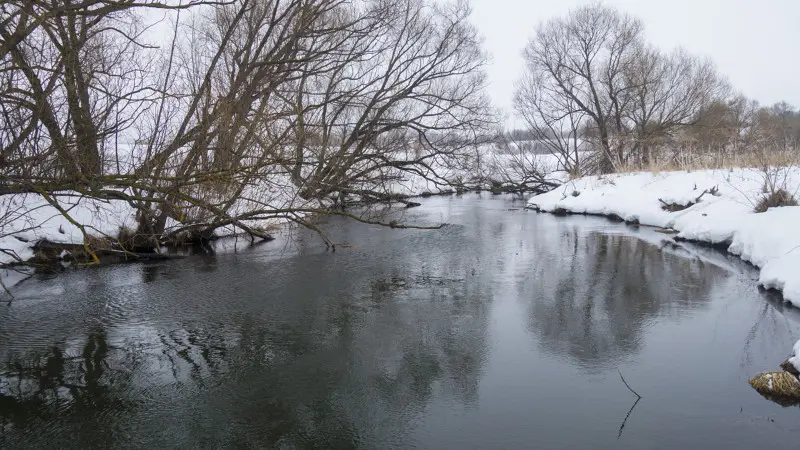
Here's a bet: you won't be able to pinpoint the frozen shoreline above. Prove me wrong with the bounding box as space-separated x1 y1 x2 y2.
526 168 800 304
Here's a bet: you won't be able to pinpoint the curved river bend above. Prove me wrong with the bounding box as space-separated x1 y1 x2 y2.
1 194 799 449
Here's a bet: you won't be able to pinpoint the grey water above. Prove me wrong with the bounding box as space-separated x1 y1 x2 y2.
1 194 799 449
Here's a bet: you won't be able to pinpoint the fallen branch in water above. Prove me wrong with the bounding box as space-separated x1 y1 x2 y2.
618 397 641 439
617 369 643 439
323 210 446 230
618 369 642 399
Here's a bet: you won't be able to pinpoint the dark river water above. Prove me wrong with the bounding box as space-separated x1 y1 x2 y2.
1 194 800 449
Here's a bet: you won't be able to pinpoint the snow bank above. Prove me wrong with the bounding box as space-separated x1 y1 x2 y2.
0 194 138 264
0 187 321 268
526 168 800 303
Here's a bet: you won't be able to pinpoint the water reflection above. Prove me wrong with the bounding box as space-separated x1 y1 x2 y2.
0 331 144 437
0 255 491 448
1 196 799 449
524 228 724 371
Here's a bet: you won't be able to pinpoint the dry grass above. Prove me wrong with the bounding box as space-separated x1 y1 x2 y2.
116 226 138 250
84 234 113 251
610 149 799 175
749 371 800 400
566 166 584 180
754 189 798 213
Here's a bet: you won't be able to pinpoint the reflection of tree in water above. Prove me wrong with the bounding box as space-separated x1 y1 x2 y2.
369 279 487 407
740 292 799 411
526 230 724 371
0 330 147 445
199 274 492 448
1 270 490 448
744 288 800 362
0 203 499 448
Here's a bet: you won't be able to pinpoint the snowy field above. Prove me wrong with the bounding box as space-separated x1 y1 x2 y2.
526 167 800 304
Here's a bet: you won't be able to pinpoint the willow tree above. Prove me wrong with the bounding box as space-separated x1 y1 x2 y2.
1 0 495 258
284 0 495 205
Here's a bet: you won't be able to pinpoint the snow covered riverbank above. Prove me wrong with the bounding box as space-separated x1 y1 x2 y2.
526 168 800 304
0 149 570 292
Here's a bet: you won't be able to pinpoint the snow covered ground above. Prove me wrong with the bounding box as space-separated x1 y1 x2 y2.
526 167 800 304
0 194 137 265
0 187 310 266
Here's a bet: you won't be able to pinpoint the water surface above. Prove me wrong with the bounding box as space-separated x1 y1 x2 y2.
1 194 799 449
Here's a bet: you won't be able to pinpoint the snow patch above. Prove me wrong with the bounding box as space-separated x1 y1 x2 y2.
527 168 800 303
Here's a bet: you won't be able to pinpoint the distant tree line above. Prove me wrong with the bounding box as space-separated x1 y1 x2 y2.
514 3 798 175
679 98 800 158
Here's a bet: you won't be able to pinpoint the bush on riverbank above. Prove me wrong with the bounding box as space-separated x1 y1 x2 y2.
754 189 798 213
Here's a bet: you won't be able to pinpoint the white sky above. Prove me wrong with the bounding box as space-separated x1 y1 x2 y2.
470 0 800 127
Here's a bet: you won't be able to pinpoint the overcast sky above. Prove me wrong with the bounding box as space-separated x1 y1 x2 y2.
470 0 800 127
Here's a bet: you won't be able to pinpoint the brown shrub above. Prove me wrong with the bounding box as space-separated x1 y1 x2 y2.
116 226 159 252
84 234 112 251
116 226 137 251
754 189 798 213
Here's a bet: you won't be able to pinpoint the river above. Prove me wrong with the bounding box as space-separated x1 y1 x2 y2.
1 194 799 449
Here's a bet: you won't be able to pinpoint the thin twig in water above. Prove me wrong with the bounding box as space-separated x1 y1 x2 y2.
617 397 641 439
0 276 13 303
617 369 643 439
618 369 642 399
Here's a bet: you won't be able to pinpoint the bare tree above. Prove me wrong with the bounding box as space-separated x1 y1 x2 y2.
516 3 643 173
515 66 589 175
677 96 800 170
515 3 727 173
623 46 729 166
1 0 495 261
285 0 495 206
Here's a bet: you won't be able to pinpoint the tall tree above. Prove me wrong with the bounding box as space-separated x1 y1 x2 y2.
515 3 727 173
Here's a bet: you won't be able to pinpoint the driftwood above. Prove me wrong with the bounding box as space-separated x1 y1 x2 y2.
658 198 692 212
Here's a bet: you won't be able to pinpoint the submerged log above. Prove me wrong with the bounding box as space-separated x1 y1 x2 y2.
29 239 181 266
95 249 177 262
